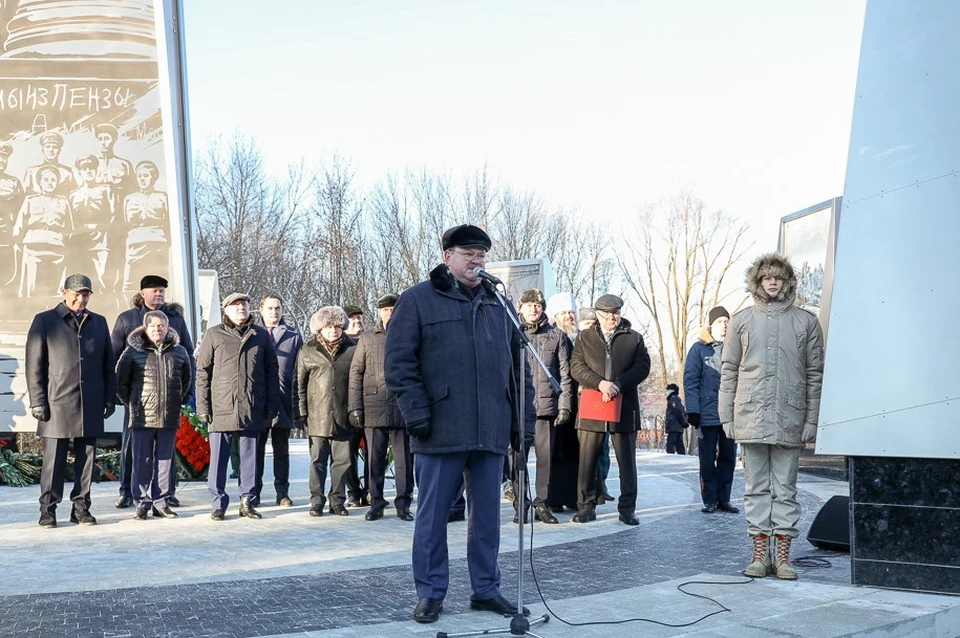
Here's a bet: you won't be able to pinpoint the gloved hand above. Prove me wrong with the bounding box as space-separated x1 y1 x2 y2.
349 410 364 429
554 409 572 427
197 413 210 425
802 422 818 443
31 404 50 422
722 422 735 440
406 419 431 441
687 413 700 428
294 416 307 430
104 403 116 419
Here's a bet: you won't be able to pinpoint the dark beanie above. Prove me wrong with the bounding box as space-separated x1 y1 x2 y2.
708 306 730 325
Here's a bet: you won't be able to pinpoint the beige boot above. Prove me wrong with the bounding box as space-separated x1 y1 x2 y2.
773 534 798 580
743 533 772 577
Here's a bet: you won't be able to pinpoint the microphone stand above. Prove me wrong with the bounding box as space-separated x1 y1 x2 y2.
440 280 557 638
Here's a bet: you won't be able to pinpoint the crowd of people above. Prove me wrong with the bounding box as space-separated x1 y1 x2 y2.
23 224 823 624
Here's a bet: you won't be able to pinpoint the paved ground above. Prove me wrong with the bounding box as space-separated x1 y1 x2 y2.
1 440 957 638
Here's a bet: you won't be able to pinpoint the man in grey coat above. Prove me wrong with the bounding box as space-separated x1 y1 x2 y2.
385 224 535 624
26 273 116 527
196 292 280 521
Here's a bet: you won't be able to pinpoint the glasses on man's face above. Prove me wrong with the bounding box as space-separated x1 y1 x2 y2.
453 248 487 262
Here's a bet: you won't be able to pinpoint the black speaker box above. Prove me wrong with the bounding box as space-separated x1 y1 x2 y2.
806 495 850 553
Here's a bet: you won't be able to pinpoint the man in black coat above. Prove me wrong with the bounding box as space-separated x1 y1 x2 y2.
196 292 280 521
26 273 116 527
348 292 414 522
570 294 651 526
254 293 303 507
111 274 195 509
664 383 688 454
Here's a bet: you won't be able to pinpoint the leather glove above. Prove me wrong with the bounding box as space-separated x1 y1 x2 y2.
802 422 818 443
554 409 572 427
406 419 431 441
349 410 364 429
103 403 116 419
687 413 700 428
31 404 50 422
294 416 307 430
197 413 210 425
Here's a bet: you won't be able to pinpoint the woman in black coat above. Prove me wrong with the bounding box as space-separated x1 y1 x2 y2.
116 311 193 520
295 306 357 517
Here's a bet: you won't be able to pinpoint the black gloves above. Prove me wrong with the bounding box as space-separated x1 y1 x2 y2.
31 404 50 422
406 419 431 441
104 403 116 419
688 413 700 428
294 416 307 430
349 410 364 429
554 409 572 427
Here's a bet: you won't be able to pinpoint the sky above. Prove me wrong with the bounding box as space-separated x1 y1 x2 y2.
182 0 866 260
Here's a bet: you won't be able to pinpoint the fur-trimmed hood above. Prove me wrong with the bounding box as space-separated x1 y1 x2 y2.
130 293 184 318
745 253 797 304
126 325 181 351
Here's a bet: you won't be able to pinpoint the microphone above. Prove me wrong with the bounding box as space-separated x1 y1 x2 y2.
473 267 503 286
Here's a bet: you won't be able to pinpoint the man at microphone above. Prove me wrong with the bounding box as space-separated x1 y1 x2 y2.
385 223 535 624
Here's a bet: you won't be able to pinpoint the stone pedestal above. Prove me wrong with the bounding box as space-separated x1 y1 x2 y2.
850 457 960 595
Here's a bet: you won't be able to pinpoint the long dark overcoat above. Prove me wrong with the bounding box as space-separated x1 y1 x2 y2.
259 317 302 429
521 316 573 420
26 302 116 438
348 324 403 429
384 264 535 456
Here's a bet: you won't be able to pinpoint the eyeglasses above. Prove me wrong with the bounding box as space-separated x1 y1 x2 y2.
452 248 487 261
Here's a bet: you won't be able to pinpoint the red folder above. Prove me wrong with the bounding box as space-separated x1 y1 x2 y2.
579 389 622 422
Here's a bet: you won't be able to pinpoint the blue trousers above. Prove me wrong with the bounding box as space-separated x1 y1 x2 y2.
208 431 259 510
698 425 737 507
131 428 176 508
413 451 504 600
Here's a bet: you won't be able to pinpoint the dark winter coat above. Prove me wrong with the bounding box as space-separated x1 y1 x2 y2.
112 295 195 394
258 317 303 429
348 323 403 429
196 316 280 432
115 327 193 429
26 303 116 438
521 314 573 421
295 336 356 440
384 264 535 455
683 327 723 427
571 317 651 433
664 392 688 433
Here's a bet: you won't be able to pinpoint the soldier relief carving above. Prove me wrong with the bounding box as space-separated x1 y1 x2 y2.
0 0 170 324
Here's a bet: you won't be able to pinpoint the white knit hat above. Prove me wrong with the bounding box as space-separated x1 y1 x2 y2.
546 292 576 323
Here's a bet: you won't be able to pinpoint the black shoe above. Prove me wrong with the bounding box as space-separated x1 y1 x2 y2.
619 513 640 526
229 470 238 479
133 506 149 521
536 506 559 524
38 512 56 528
115 494 133 509
249 496 261 507
211 509 225 521
512 509 530 524
397 509 414 521
346 497 362 508
167 496 181 507
309 505 324 517
701 505 717 513
571 508 596 523
239 497 262 519
364 508 384 521
447 509 465 523
277 496 294 507
469 594 529 617
601 491 615 503
548 504 564 513
330 504 349 516
152 506 179 519
413 597 443 623
717 502 740 513
70 508 97 525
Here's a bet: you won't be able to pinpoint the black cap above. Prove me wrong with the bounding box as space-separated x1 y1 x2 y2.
666 383 679 393
63 273 93 293
343 304 364 317
376 293 399 309
594 294 624 311
441 224 492 250
140 275 168 290
708 306 730 325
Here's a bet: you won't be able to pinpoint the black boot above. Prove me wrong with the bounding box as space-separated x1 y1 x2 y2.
239 496 262 519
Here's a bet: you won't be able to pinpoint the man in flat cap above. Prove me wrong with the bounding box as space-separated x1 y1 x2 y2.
0 142 25 286
385 224 535 623
26 274 116 527
349 292 415 521
111 274 195 509
196 292 280 520
92 123 134 210
23 131 76 198
570 293 650 525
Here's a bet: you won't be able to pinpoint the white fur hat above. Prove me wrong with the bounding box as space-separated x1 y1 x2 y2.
547 292 576 322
